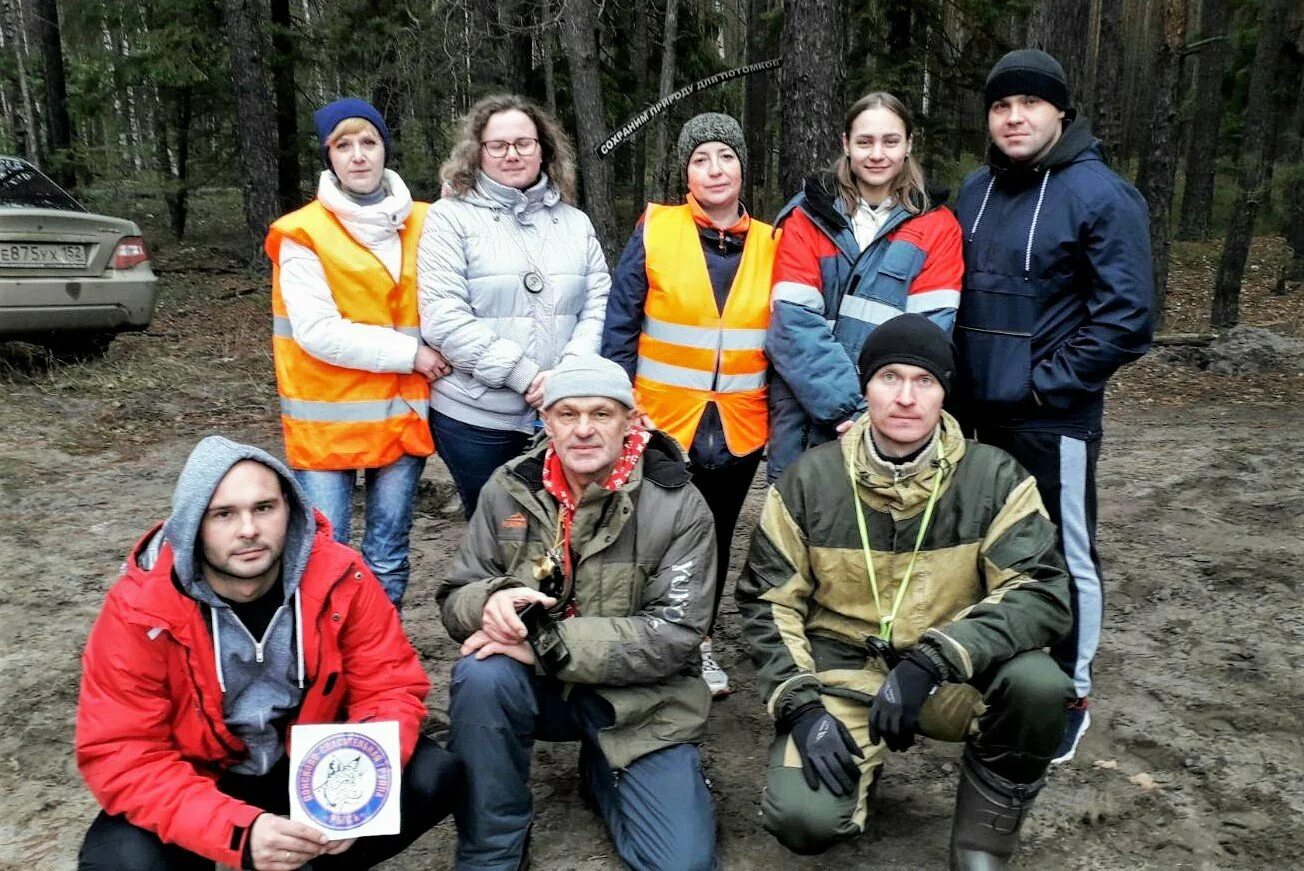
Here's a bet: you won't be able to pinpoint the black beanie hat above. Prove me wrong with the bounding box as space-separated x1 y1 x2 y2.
984 49 1069 110
857 313 956 394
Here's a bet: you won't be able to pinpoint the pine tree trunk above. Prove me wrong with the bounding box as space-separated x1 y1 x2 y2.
1136 0 1187 332
541 25 557 116
647 0 679 203
31 0 73 189
269 0 302 212
1176 0 1228 240
558 0 619 258
778 0 845 196
742 0 773 213
1028 0 1091 105
1091 0 1123 163
221 0 283 263
629 0 651 209
165 87 194 239
2 0 38 163
1210 0 1290 329
1279 82 1304 291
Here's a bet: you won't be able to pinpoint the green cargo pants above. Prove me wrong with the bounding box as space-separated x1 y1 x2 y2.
761 650 1073 855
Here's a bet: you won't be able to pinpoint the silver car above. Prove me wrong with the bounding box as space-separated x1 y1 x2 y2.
0 156 158 359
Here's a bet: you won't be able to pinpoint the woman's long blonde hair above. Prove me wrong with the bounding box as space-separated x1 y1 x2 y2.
834 92 930 215
440 94 578 203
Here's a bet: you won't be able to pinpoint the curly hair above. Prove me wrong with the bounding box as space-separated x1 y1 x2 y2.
440 94 578 203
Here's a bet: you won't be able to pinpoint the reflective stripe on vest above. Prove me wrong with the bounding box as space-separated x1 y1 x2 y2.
272 315 422 341
266 200 434 471
279 396 429 423
634 202 777 456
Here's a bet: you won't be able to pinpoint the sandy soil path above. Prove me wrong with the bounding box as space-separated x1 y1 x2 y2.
1 276 1300 868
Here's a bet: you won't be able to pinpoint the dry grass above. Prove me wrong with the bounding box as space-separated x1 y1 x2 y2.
0 255 280 457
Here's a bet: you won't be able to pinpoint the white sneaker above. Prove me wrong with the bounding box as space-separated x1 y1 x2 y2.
700 640 731 697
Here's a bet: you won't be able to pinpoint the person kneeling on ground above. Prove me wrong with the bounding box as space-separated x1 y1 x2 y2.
75 436 462 870
439 354 718 871
736 314 1074 869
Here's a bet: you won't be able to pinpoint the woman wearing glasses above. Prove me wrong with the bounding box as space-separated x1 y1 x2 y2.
266 97 445 609
418 94 610 518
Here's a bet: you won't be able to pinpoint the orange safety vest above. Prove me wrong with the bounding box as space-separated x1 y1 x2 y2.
634 203 777 456
265 200 434 471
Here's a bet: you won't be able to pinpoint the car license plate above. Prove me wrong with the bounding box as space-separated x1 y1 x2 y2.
0 242 87 268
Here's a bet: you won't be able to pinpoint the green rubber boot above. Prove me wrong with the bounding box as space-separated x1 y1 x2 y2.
949 751 1046 870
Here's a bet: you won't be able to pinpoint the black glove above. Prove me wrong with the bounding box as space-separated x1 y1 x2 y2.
869 649 942 752
786 702 865 796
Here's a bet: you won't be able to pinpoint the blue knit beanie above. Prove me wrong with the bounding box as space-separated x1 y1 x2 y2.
313 98 391 167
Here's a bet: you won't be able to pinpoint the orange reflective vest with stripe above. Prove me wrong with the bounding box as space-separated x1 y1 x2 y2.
635 203 777 456
265 200 434 471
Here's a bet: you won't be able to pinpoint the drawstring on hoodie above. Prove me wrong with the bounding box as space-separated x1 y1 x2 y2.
1024 170 1052 277
211 608 227 693
294 588 305 689
966 170 1053 279
966 177 996 243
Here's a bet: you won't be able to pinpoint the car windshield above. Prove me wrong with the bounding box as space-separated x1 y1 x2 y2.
0 157 83 211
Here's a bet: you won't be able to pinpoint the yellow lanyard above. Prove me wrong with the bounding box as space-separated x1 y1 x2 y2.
847 435 949 643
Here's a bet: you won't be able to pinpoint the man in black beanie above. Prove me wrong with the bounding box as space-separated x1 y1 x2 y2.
737 314 1075 869
953 49 1154 763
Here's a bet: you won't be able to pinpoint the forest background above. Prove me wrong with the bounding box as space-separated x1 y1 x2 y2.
2 0 1303 332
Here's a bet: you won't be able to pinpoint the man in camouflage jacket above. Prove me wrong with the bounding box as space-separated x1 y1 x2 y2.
439 354 717 871
737 314 1074 870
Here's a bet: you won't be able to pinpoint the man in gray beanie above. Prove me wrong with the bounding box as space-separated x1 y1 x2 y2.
440 353 720 870
954 48 1153 764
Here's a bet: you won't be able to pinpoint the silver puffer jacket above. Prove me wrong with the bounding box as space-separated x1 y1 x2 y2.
417 172 610 432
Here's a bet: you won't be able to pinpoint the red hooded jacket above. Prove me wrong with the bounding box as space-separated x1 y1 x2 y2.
75 512 430 866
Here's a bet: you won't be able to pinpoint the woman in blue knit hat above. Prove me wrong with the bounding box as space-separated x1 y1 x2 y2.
264 97 447 610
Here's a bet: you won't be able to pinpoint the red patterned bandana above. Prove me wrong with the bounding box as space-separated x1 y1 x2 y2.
541 426 653 615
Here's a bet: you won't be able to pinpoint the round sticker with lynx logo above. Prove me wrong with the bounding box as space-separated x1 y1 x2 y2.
296 732 393 830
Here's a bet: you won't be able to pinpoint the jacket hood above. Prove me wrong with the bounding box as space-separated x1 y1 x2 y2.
842 410 968 514
786 170 950 237
162 436 317 608
987 110 1099 173
466 170 561 216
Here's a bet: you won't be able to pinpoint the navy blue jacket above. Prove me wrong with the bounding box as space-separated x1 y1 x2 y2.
602 210 755 469
954 114 1154 439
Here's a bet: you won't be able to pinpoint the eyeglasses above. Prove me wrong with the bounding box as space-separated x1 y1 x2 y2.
480 138 539 158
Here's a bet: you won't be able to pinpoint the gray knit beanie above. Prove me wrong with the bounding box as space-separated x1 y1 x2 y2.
984 49 1069 110
542 354 635 410
677 113 747 178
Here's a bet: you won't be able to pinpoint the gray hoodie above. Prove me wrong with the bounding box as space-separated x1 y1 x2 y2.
144 435 318 775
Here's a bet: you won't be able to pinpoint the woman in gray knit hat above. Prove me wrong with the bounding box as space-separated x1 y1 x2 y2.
601 111 777 698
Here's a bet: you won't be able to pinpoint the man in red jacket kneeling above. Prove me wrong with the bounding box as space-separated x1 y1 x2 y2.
75 435 461 870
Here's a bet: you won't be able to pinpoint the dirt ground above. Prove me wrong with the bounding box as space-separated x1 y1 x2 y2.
1 225 1302 869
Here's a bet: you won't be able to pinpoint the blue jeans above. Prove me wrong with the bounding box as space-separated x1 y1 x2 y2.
293 453 426 607
448 655 717 871
430 410 532 519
